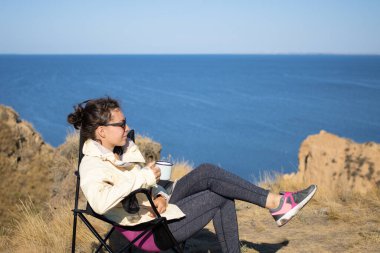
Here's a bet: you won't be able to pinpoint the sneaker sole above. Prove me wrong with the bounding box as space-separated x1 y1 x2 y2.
276 185 317 227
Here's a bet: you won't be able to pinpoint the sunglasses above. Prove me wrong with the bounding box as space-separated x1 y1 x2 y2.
102 119 127 129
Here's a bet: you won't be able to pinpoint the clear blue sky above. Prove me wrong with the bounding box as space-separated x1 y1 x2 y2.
1 0 379 54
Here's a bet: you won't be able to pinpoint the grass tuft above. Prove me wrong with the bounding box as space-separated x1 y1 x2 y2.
171 160 193 180
4 198 109 253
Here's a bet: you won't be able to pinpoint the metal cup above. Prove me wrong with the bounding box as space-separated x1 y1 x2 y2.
155 161 173 181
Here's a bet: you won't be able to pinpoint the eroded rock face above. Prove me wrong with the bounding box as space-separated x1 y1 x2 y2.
297 130 380 193
0 105 55 224
135 135 162 163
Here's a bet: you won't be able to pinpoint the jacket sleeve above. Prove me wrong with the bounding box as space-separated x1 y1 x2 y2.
151 185 169 200
79 157 156 215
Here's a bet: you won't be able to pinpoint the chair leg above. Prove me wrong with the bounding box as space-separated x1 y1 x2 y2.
95 227 115 253
78 213 114 253
160 221 184 253
71 212 78 253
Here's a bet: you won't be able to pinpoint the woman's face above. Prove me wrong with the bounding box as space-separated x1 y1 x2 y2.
98 108 130 151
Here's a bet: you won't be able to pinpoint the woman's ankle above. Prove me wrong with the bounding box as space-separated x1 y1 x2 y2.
265 193 282 209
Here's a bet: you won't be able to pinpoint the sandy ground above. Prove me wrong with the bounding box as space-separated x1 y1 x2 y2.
181 199 380 253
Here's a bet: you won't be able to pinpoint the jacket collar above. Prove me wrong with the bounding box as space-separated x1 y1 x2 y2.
82 139 146 167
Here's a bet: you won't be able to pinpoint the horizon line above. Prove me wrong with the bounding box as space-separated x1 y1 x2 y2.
1 52 380 56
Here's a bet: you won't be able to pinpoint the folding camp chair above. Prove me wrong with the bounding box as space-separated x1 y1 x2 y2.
71 130 184 253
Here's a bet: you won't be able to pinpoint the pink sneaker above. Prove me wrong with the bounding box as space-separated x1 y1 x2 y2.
269 185 317 227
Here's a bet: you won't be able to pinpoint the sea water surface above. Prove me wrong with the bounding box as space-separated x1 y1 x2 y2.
1 55 379 180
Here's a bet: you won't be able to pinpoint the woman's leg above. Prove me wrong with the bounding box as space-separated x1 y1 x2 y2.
170 163 317 227
168 190 241 253
170 163 270 208
213 198 240 253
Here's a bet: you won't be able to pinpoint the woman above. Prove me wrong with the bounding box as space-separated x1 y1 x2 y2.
67 97 317 253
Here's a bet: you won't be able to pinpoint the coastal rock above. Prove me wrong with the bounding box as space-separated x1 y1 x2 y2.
296 130 380 193
50 132 81 205
0 105 55 224
135 135 162 163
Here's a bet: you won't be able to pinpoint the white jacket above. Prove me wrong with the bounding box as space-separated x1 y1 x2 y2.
79 139 185 226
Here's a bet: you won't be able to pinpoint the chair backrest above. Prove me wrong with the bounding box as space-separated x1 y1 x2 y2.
77 133 85 169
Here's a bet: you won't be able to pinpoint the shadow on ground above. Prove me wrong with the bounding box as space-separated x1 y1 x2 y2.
101 228 221 252
95 228 288 253
240 239 289 253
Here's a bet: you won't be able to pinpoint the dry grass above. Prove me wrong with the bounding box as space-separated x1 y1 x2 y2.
1 198 110 253
235 171 380 253
0 159 193 253
171 160 193 181
2 169 380 253
2 128 379 252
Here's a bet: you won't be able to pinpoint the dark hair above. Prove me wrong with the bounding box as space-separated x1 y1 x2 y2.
67 97 120 141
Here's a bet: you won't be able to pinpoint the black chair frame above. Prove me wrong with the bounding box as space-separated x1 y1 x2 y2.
71 130 183 253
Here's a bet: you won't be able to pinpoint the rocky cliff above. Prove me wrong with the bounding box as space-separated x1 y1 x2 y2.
296 130 380 193
0 105 54 225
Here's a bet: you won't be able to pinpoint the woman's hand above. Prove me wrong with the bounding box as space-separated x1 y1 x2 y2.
154 195 168 214
148 195 168 217
146 161 161 182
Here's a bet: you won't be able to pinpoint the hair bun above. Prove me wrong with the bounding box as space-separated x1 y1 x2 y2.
67 105 84 129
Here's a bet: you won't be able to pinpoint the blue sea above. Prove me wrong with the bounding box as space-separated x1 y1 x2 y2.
1 55 379 180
